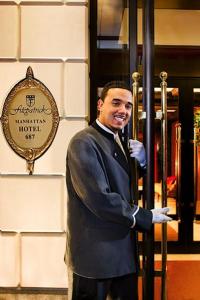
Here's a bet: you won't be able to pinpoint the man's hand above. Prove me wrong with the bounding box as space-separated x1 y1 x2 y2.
151 207 172 223
129 139 146 167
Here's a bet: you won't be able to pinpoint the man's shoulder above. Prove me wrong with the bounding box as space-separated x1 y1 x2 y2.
68 126 98 149
71 126 96 141
68 124 112 155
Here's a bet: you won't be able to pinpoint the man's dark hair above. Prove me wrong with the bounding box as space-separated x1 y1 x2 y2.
100 81 132 101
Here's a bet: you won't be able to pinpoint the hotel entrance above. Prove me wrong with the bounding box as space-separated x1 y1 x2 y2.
89 0 200 299
90 0 200 251
158 77 200 253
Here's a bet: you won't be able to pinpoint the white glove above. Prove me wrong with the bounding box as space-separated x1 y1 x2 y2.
151 207 172 224
129 139 146 167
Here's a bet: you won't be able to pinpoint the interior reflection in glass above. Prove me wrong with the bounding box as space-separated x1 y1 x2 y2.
138 88 179 216
194 89 200 216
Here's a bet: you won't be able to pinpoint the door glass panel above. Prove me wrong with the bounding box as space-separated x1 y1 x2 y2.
155 87 179 241
194 89 200 215
193 88 200 241
138 87 179 241
97 0 128 49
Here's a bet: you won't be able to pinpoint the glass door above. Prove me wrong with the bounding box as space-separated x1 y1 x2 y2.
154 87 179 242
193 88 200 242
137 87 179 242
92 0 200 250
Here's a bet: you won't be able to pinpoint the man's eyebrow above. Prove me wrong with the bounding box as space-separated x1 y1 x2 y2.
112 98 133 106
112 98 121 101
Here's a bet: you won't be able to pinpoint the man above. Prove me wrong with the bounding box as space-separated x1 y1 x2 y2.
65 81 172 300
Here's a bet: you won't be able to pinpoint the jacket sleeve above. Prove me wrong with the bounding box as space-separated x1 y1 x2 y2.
67 137 137 228
133 207 152 232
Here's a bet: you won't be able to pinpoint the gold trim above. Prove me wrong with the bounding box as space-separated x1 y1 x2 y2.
1 67 60 174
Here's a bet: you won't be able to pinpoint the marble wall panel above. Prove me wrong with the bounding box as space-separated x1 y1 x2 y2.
0 5 18 59
20 5 88 59
0 232 20 287
0 176 66 231
21 233 67 288
64 62 88 116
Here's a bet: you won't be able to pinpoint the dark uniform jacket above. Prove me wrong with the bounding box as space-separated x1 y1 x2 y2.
65 121 152 279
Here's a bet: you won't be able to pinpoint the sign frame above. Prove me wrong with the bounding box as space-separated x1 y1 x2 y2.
1 66 60 174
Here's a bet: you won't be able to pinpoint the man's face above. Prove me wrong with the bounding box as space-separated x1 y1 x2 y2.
98 88 133 133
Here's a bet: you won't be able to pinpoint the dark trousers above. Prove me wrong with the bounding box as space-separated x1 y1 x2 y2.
68 272 138 300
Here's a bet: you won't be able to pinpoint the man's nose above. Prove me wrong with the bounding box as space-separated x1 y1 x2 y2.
118 104 127 113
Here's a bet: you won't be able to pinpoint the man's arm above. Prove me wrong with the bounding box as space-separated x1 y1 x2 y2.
67 136 140 228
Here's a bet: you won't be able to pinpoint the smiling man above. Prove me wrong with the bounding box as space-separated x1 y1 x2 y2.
97 86 133 132
65 81 171 300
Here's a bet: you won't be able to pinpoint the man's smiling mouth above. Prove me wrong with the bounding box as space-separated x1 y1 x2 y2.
114 115 126 121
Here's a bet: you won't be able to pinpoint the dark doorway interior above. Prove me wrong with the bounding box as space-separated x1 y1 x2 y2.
89 0 200 253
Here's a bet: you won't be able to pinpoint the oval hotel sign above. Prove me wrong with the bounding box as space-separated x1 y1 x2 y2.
1 67 60 174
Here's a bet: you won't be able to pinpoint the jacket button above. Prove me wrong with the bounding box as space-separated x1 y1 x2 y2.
114 152 117 157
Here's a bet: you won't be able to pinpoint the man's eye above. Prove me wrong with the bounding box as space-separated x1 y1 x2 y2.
126 104 132 110
112 101 120 106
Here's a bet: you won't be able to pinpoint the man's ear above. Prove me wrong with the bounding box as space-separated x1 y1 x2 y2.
97 98 103 112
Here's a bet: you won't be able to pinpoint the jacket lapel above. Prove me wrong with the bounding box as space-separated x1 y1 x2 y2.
92 121 130 174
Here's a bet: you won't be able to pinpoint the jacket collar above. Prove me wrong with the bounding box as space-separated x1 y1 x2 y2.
92 120 130 175
92 120 115 141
